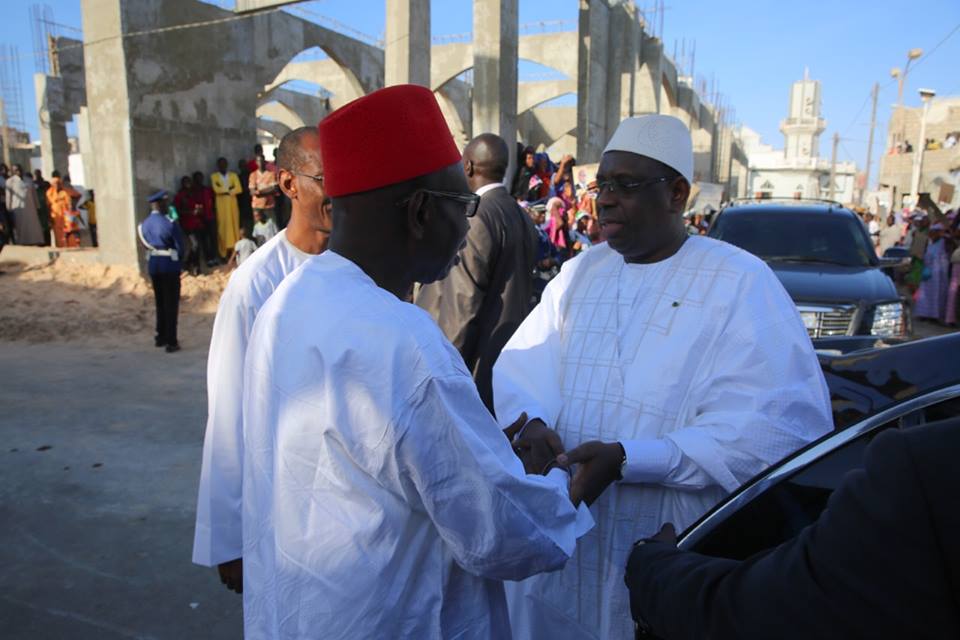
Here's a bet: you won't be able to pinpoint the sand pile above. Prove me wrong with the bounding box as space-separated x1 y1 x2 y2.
0 257 229 346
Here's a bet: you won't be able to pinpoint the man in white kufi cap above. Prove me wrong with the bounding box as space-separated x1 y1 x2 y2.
494 115 833 639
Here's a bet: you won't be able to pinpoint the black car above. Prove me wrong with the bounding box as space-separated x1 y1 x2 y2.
707 202 910 339
679 333 960 559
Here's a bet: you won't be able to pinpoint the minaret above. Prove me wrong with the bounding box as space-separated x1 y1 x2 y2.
779 68 826 162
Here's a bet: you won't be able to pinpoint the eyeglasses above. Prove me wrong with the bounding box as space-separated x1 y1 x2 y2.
396 189 481 218
596 176 672 195
292 172 324 184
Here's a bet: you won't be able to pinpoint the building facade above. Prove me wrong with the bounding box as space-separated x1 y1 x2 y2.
878 95 960 210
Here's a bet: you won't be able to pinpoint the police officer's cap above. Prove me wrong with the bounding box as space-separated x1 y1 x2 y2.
148 190 168 203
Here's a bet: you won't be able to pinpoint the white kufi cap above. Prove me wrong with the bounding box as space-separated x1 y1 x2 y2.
602 115 694 184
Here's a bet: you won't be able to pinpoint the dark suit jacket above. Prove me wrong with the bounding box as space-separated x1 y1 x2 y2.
415 185 538 414
625 420 960 640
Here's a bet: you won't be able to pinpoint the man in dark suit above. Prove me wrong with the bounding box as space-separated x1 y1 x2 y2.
625 418 960 639
416 133 539 413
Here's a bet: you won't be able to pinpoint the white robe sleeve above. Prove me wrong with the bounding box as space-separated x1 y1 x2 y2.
620 272 833 493
395 374 593 582
192 283 254 566
492 261 571 427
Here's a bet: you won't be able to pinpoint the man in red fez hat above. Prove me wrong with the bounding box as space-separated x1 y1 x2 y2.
240 85 611 639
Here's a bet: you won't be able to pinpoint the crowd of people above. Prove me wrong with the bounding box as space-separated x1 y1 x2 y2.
158 145 319 275
859 205 960 325
0 163 94 251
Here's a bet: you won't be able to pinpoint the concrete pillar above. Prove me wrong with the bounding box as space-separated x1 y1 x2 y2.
84 0 259 269
576 0 611 163
473 0 518 180
77 106 96 189
34 74 71 177
82 0 138 266
384 0 431 87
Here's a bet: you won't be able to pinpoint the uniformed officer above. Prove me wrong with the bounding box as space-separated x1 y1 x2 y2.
139 190 185 353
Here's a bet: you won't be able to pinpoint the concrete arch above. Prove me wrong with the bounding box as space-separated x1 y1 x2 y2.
257 117 293 141
517 32 578 80
517 106 577 152
251 11 383 101
660 73 677 111
517 80 577 115
431 42 472 91
430 31 578 92
675 83 699 129
259 86 328 128
435 79 472 146
264 58 363 111
256 100 306 131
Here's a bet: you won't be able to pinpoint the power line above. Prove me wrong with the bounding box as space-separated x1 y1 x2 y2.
907 21 960 74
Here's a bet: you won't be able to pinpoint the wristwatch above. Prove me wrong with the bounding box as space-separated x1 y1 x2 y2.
617 442 627 480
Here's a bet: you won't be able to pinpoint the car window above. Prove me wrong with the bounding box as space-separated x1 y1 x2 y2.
711 211 875 267
686 394 959 560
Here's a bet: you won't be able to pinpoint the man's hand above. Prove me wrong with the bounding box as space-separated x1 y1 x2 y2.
558 440 624 506
650 522 677 546
217 558 243 594
512 418 565 475
501 412 528 442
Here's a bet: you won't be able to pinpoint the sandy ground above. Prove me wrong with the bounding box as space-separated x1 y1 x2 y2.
0 256 227 347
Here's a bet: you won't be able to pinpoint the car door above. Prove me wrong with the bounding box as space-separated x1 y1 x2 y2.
678 384 960 559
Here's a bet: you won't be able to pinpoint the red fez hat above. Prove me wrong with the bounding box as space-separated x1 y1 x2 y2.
319 85 462 197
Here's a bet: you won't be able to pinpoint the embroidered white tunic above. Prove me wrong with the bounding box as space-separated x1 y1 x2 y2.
242 251 593 639
193 230 312 567
493 236 833 640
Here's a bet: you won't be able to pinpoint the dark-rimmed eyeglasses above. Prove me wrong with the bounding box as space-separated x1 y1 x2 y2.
396 189 481 218
596 176 672 195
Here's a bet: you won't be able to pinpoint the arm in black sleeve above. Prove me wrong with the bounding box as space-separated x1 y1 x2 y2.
625 427 955 640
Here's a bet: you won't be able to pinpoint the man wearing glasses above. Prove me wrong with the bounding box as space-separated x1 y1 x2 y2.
192 126 332 595
240 85 604 639
493 114 833 640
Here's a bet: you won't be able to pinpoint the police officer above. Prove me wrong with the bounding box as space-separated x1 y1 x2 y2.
139 190 185 353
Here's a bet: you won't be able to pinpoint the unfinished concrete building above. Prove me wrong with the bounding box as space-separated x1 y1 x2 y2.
40 0 747 267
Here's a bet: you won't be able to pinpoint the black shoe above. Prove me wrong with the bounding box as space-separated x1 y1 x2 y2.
155 339 166 348
165 344 180 353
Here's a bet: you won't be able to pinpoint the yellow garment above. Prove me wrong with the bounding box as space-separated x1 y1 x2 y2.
82 200 97 225
211 171 242 258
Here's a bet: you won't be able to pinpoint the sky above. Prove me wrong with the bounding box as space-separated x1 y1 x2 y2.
2 0 959 183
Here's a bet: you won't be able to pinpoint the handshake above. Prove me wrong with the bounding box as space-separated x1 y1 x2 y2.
503 413 624 507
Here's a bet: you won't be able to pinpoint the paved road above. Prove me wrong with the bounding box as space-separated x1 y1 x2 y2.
0 340 242 639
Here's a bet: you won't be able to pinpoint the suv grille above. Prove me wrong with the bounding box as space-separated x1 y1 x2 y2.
799 306 856 338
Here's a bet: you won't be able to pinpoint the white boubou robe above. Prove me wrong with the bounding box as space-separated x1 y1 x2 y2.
241 251 593 639
193 230 312 567
493 236 833 640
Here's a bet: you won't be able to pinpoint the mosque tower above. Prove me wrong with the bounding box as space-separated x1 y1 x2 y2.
779 68 826 163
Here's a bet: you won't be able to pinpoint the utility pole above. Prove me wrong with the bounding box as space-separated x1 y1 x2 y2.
861 82 879 205
828 132 839 201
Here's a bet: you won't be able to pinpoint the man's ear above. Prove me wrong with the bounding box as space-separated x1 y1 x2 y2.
278 169 297 200
405 191 431 240
669 178 691 214
463 159 474 178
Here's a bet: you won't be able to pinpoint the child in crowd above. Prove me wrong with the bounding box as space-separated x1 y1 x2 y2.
233 227 257 266
252 209 278 247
